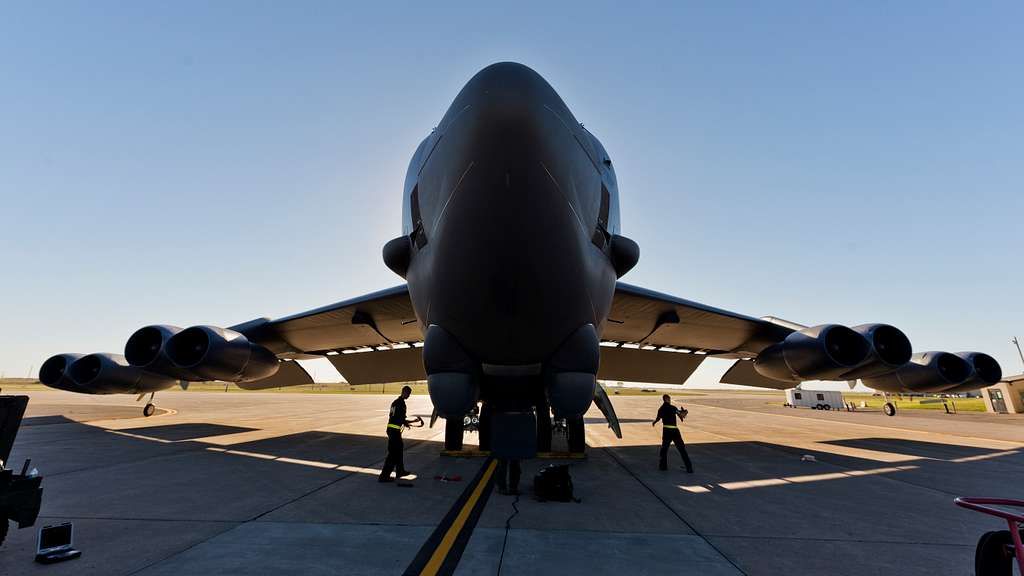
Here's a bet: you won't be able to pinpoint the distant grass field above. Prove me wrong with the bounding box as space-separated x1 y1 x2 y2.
2 378 712 397
604 387 706 396
2 379 980 411
775 392 987 412
0 379 433 395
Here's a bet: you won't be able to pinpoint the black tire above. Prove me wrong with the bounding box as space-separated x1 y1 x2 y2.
143 403 156 417
975 530 1013 576
567 416 586 453
824 404 831 411
814 404 822 410
444 417 465 451
882 402 896 417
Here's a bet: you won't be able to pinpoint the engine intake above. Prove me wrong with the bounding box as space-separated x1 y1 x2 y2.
68 353 177 394
941 352 1002 393
862 351 972 393
165 325 279 382
125 325 200 380
39 353 86 392
840 324 913 379
754 324 870 382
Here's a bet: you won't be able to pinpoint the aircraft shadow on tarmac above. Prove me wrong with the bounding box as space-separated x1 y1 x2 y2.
117 423 259 442
9 415 1024 576
583 417 651 425
16 417 1021 497
818 437 1006 460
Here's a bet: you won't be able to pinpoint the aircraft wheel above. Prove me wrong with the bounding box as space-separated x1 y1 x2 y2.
567 416 586 453
143 403 156 417
974 530 1012 576
883 402 896 417
444 417 465 451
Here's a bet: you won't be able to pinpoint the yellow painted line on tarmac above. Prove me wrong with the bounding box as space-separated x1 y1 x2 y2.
419 459 497 576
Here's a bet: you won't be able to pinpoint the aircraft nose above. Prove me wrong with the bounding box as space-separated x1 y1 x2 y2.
442 62 569 132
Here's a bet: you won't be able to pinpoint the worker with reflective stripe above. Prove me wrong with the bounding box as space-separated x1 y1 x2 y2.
379 385 416 482
652 394 693 473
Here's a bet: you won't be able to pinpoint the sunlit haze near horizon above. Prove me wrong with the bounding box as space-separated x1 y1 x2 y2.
2 2 1022 389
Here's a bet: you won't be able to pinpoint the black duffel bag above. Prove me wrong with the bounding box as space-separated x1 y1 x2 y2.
533 464 577 502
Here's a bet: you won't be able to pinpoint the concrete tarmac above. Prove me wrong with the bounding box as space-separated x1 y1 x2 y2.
1 390 1021 575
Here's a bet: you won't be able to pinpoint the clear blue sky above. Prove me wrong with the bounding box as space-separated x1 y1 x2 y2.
2 1 1022 387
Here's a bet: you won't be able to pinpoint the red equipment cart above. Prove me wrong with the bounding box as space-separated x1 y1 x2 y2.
955 497 1024 575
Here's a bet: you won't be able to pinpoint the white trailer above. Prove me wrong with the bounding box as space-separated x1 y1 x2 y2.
785 388 844 411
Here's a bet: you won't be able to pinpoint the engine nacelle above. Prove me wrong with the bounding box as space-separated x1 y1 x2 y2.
862 351 972 393
68 353 177 394
39 353 86 392
165 325 279 382
754 324 870 382
125 325 200 380
839 324 913 380
940 352 1002 394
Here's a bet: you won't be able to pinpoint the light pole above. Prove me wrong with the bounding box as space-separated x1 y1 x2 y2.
1013 336 1024 371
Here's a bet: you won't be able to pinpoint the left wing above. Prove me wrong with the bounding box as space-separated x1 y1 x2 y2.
232 285 428 385
597 282 796 387
602 283 794 352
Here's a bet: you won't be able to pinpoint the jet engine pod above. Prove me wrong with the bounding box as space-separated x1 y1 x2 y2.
165 325 279 383
862 351 972 393
754 324 870 382
941 352 1002 394
840 324 913 380
39 353 86 392
125 325 200 380
68 353 177 394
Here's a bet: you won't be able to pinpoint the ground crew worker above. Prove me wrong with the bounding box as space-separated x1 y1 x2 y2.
652 394 693 473
379 385 417 482
496 458 521 495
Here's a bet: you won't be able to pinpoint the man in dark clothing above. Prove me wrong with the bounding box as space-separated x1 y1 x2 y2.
496 458 521 495
379 386 417 482
652 394 693 473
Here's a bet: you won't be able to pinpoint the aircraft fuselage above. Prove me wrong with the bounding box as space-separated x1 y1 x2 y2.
402 62 621 367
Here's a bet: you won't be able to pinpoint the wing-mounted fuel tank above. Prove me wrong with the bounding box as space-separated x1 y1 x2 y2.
164 325 279 382
861 351 973 393
754 324 870 382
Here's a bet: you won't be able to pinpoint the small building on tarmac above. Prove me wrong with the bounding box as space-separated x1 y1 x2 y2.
982 374 1024 414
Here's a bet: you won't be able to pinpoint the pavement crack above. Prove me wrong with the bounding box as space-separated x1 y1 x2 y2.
603 446 750 576
496 494 520 576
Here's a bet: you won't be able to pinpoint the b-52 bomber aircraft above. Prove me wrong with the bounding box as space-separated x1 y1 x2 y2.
40 62 1002 456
